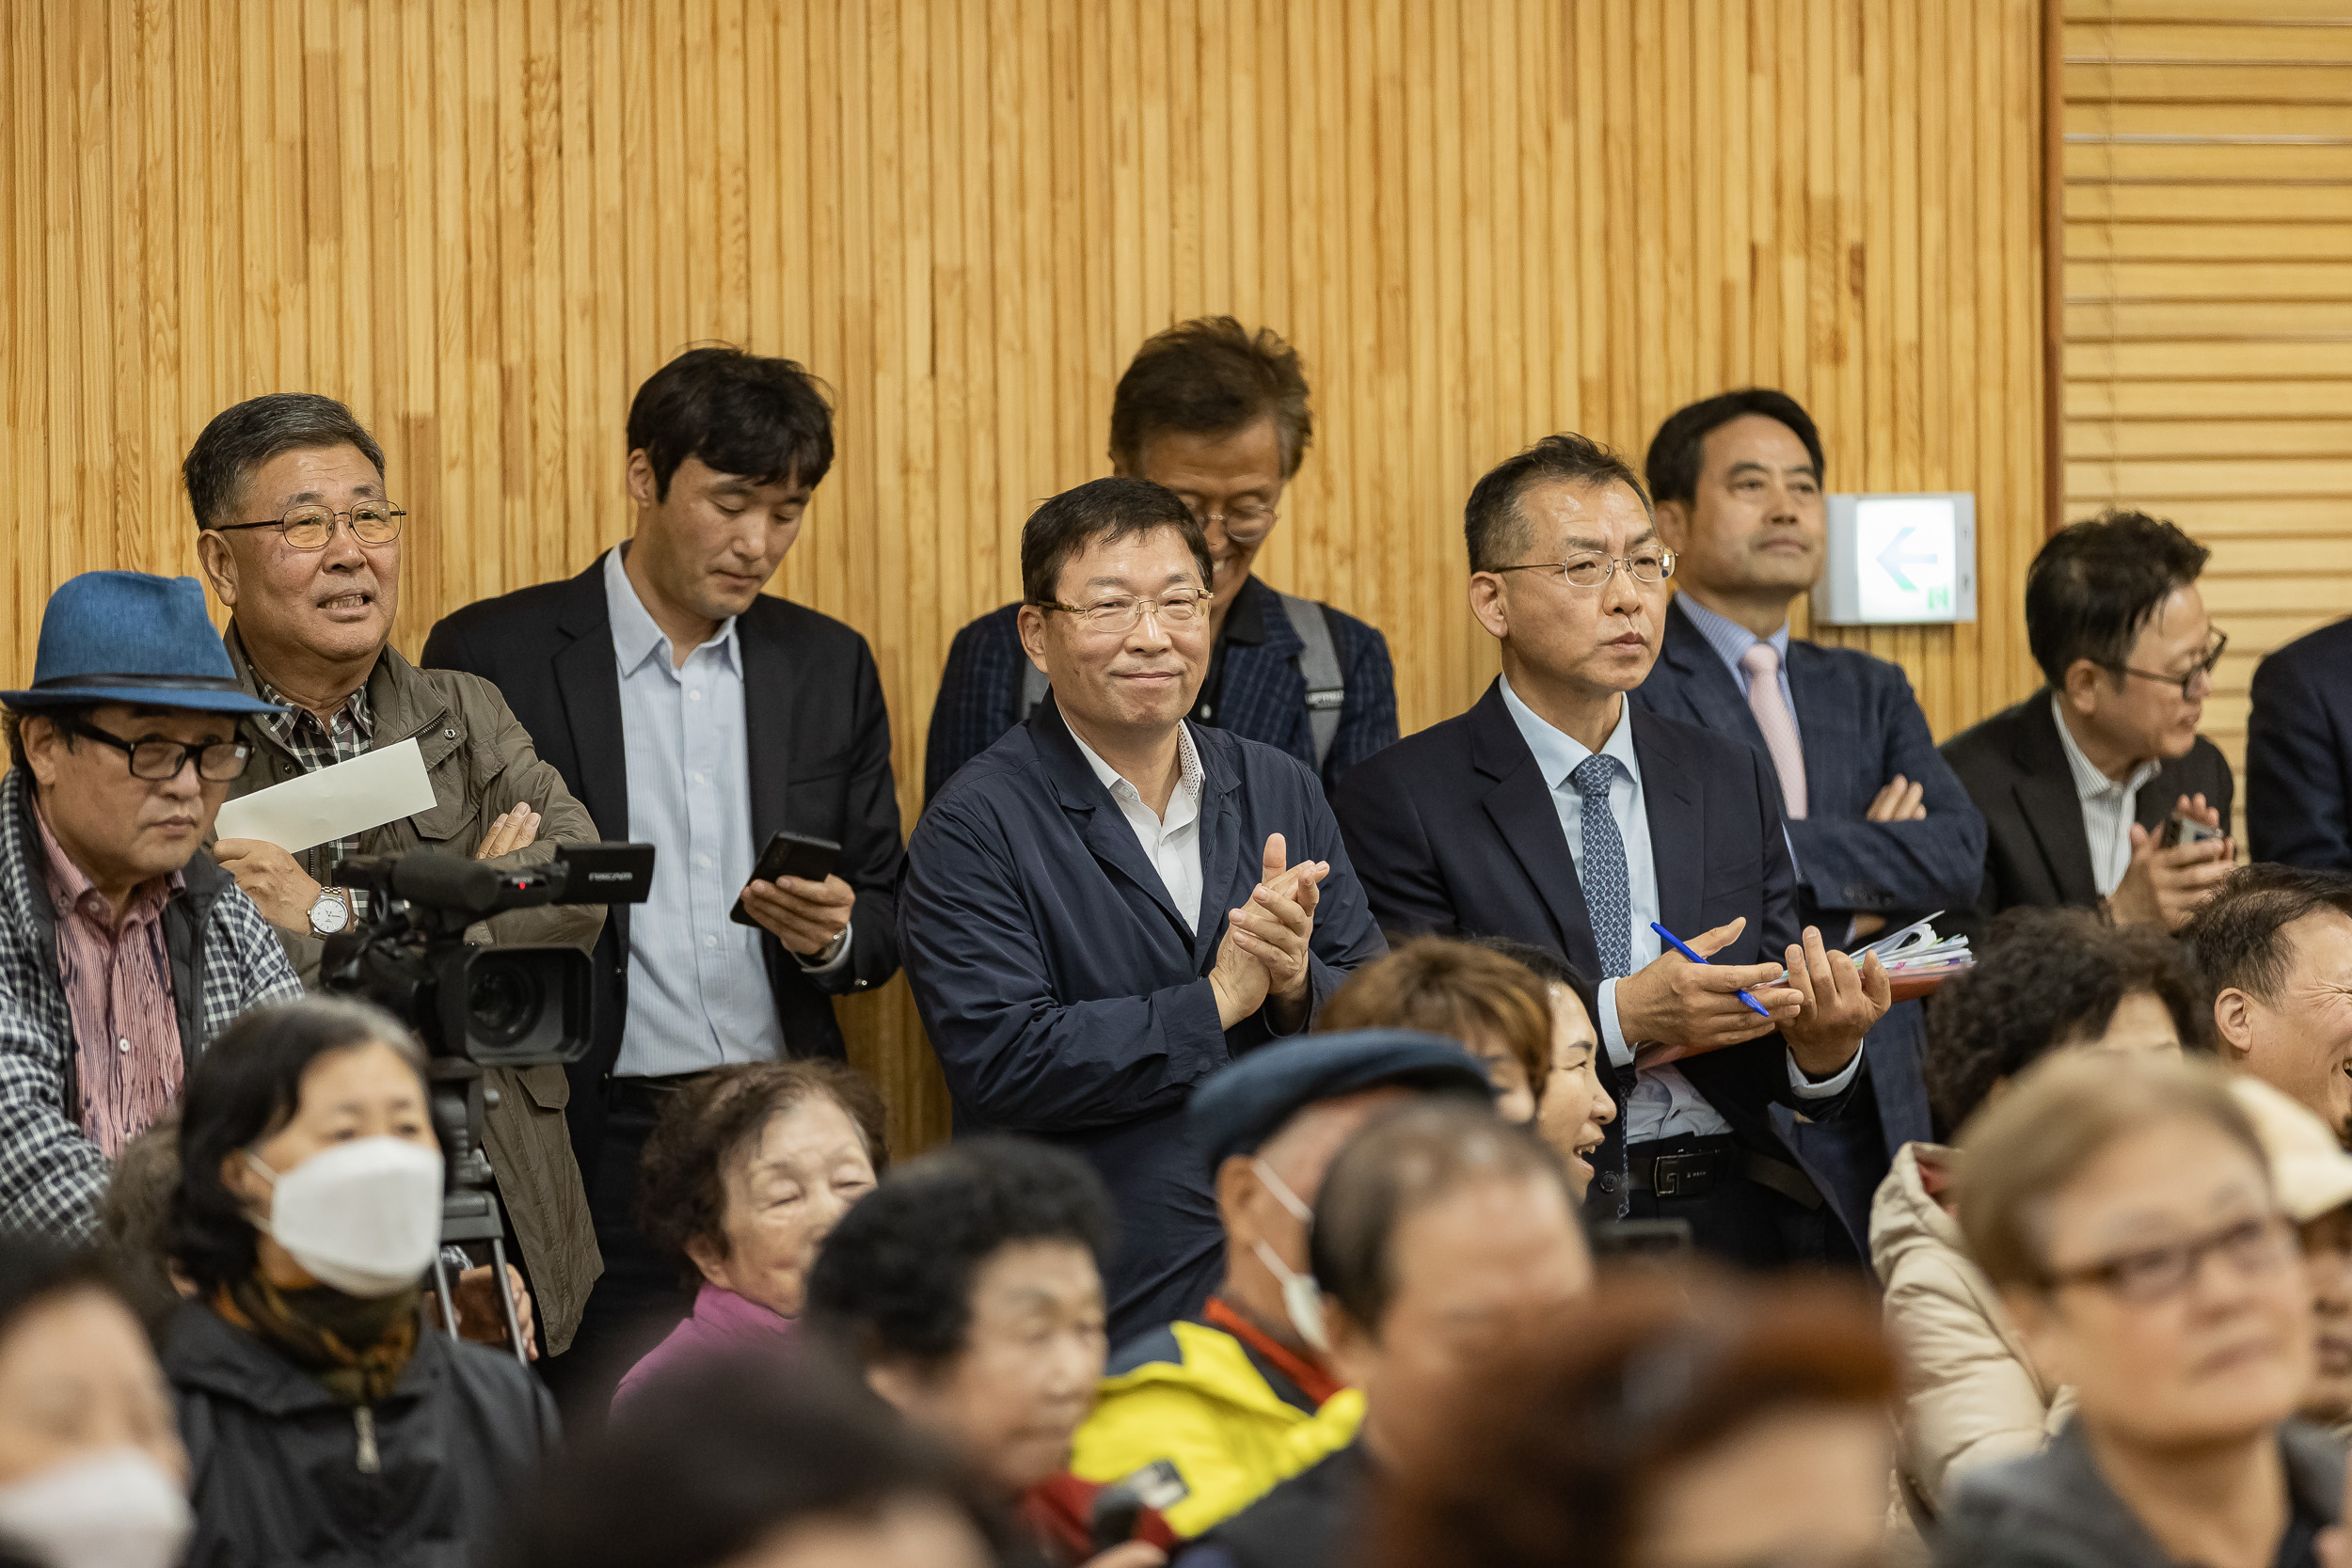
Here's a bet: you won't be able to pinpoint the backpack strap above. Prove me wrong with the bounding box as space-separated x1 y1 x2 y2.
1019 659 1052 722
1273 592 1345 770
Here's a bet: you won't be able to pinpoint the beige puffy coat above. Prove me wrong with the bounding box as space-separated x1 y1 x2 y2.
1870 1141 2074 1517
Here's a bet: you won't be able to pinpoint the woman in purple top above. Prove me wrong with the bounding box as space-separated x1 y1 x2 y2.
612 1060 888 1419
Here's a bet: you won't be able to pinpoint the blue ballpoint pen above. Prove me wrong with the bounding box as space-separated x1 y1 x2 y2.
1649 922 1772 1019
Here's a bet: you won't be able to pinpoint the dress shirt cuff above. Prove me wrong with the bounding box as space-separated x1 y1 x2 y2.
793 921 853 974
1599 977 1634 1068
1786 1038 1866 1100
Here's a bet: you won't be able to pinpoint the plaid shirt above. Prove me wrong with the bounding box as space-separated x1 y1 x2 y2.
0 769 302 1238
251 678 375 885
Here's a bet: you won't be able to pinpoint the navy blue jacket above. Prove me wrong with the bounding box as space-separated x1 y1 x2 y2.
922 578 1398 803
1631 598 1987 928
2249 616 2352 873
899 700 1387 1339
1330 681 1877 1254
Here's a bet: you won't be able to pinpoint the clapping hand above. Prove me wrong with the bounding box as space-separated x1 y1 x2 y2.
1208 833 1329 1031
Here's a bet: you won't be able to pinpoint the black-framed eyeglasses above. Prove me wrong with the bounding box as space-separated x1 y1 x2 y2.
2099 631 2227 700
1034 588 1215 634
55 715 250 783
1488 548 1677 588
211 501 405 552
2042 1210 2294 1305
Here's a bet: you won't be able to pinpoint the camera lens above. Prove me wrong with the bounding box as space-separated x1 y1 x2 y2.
468 959 542 1050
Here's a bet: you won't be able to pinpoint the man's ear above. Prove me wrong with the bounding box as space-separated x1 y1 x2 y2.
1469 572 1511 642
2060 657 2107 715
1653 497 1692 554
1215 1154 1259 1238
195 531 240 610
2212 988 2257 1063
1016 604 1052 676
19 714 62 793
625 450 660 513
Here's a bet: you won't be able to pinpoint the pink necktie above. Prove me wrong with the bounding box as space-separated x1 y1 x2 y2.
1740 642 1807 820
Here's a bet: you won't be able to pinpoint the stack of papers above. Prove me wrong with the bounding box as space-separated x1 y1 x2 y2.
1851 911 1973 977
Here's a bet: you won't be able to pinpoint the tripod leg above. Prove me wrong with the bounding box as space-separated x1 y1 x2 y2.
431 1254 460 1345
489 1235 530 1365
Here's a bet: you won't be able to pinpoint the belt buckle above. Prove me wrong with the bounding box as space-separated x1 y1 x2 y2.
1652 1151 1708 1199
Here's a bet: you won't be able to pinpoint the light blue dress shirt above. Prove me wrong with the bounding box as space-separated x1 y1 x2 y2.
1675 594 1801 743
1497 675 1860 1143
604 546 846 1077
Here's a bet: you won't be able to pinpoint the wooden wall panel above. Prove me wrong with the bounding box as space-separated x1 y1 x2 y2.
2062 2 2352 838
1 0 2048 1156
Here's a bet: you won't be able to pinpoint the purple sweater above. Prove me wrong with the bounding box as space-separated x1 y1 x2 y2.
611 1282 800 1419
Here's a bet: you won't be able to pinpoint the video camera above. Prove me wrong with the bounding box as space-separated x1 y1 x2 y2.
319 842 654 1359
320 842 654 1067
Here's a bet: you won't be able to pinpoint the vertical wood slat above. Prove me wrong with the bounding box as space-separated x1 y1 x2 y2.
0 0 2048 1157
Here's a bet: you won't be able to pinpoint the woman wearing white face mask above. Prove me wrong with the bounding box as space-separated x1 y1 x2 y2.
0 1239 191 1568
162 997 558 1567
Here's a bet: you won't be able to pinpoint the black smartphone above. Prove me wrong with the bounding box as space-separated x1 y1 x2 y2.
2159 813 2226 850
1089 1481 1147 1555
728 832 842 927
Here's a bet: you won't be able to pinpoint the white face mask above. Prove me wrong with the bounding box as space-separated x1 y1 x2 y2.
1250 1159 1330 1354
0 1448 192 1568
246 1137 445 1298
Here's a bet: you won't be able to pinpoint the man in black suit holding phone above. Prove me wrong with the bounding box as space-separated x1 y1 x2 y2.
424 348 904 1388
1331 435 1889 1267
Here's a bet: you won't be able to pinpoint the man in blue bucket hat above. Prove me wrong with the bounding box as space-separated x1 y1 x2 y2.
0 571 301 1236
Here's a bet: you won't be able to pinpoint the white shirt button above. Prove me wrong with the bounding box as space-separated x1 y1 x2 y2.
691 771 705 785
697 855 712 869
689 689 703 703
703 934 718 948
116 1037 130 1053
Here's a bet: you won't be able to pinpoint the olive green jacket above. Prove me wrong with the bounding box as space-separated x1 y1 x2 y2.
221 626 605 1354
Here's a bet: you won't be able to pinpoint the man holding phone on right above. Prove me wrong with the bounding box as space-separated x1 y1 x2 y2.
1942 508 2234 939
424 348 903 1392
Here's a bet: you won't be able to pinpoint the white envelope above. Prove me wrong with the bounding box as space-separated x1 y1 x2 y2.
214 736 439 854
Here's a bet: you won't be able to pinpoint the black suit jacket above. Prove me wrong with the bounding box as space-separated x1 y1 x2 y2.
1632 598 1987 928
421 557 905 1171
1330 680 1861 1212
1940 690 2234 944
2248 617 2352 873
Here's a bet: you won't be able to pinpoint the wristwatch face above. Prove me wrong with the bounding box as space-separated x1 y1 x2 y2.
310 890 351 936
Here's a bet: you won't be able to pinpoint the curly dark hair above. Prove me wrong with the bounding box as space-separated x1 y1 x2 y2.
1922 907 2212 1138
637 1061 890 1290
169 997 430 1294
803 1136 1114 1372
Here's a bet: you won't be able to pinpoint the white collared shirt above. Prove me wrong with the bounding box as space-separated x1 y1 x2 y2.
1498 676 1861 1144
2051 695 2163 898
1068 720 1208 933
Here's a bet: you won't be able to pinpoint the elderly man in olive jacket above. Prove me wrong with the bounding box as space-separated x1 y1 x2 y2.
186 392 606 1355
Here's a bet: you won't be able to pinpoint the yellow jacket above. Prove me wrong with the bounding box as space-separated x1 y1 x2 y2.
1069 1318 1363 1538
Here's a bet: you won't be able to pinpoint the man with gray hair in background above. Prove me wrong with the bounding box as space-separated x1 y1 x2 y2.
183 392 606 1355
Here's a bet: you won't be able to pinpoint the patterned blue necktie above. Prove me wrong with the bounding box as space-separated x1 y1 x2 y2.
1571 753 1633 979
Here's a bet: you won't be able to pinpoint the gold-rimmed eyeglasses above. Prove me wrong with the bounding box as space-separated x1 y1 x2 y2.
211 501 405 551
1035 587 1215 634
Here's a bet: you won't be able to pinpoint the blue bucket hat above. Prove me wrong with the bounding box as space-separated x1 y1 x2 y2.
2 573 285 716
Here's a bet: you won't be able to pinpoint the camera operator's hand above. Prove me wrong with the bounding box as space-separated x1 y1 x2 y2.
432 1263 538 1360
471 803 542 861
212 839 324 933
741 873 855 958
